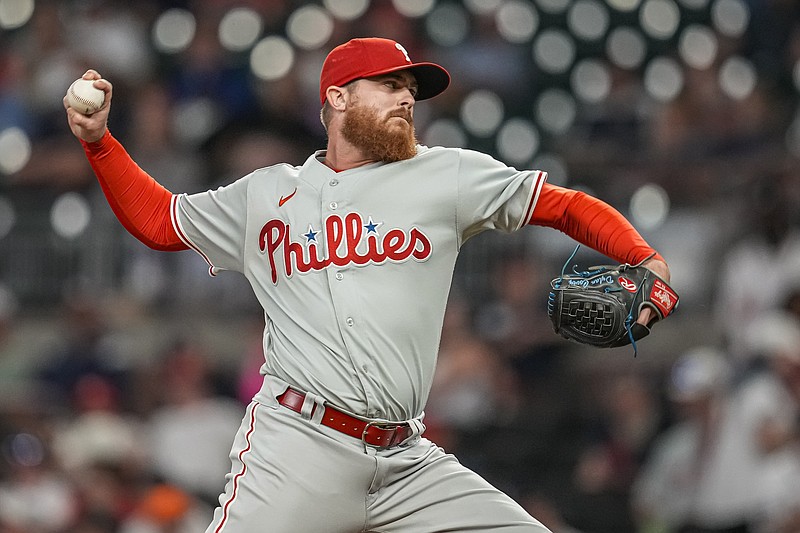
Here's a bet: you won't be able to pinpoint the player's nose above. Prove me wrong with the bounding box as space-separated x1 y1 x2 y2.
398 89 415 108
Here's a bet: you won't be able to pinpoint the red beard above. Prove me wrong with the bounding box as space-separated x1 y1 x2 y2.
340 104 417 163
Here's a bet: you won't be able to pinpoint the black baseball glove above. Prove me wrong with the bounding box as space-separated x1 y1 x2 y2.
547 257 679 353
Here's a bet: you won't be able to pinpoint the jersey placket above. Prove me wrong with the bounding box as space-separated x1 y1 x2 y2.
320 173 381 417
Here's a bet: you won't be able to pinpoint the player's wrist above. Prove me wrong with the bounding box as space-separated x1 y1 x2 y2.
80 128 111 149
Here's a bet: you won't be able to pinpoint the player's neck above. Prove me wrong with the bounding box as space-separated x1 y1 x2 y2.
324 137 378 172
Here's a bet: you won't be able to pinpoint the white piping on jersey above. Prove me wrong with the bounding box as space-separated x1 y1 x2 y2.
517 170 548 231
171 194 219 277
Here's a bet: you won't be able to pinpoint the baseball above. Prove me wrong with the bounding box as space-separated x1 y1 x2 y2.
66 78 105 115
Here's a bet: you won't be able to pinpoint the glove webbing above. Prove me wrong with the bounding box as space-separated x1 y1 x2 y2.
556 246 656 356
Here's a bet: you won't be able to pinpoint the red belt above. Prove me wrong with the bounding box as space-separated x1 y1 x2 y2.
276 387 413 449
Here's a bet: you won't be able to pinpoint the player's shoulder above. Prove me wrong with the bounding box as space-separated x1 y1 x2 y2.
228 162 304 190
415 144 490 163
247 161 303 178
416 144 509 172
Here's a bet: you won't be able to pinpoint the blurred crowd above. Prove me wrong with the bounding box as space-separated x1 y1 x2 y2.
1 0 800 532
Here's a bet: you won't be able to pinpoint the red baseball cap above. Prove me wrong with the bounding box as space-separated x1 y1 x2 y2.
319 37 450 105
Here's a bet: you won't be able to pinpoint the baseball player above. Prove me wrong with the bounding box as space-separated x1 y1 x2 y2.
65 37 670 533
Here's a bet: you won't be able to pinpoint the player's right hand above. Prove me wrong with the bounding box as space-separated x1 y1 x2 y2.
64 69 112 144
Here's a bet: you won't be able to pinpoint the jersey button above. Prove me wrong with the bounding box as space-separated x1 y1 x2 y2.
329 179 339 186
346 317 354 327
329 201 338 210
335 272 344 281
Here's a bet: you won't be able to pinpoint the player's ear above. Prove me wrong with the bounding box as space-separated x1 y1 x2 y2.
326 85 348 111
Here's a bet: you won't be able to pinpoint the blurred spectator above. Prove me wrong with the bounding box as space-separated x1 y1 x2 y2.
632 346 733 533
144 341 243 505
753 425 800 533
475 253 554 361
0 432 77 532
426 294 520 447
650 311 800 532
714 178 800 366
50 373 146 473
37 293 129 407
1 1 800 531
564 371 663 533
118 483 211 533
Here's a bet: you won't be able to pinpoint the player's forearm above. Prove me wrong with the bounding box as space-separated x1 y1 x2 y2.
530 183 662 265
82 131 187 251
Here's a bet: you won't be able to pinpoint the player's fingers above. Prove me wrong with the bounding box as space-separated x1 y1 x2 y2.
91 78 113 107
643 258 670 283
82 69 102 80
636 306 656 326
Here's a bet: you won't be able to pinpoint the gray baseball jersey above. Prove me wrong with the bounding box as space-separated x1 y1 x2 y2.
172 145 546 423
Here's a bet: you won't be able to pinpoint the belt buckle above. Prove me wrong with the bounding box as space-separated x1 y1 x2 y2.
361 421 402 450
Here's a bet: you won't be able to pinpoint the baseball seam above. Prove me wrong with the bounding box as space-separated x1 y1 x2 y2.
69 86 103 113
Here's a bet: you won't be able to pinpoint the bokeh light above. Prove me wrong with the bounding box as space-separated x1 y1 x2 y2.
533 29 576 75
0 127 31 175
644 56 684 101
571 59 612 103
460 90 505 137
497 118 540 165
323 0 370 21
173 98 222 146
640 0 681 40
392 0 436 18
250 36 295 81
718 56 757 100
630 183 670 230
152 8 196 54
607 26 647 70
286 5 334 50
679 24 718 70
50 193 91 240
0 0 34 29
535 89 577 134
426 3 470 47
495 0 538 44
218 7 263 52
568 0 610 42
423 119 468 148
711 0 749 38
3 433 44 468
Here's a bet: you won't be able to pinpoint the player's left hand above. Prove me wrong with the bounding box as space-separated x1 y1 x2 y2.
637 258 670 327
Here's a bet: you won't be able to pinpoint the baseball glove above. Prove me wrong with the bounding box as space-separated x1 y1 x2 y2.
547 254 679 353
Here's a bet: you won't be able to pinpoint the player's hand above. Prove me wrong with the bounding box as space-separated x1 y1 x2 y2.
63 70 112 144
636 257 670 327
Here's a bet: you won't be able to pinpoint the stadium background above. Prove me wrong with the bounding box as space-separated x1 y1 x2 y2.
0 0 799 531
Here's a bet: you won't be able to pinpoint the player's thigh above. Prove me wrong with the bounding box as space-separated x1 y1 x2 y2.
206 401 372 533
368 440 551 533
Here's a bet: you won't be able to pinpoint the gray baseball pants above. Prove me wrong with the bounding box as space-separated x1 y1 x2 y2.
205 377 551 533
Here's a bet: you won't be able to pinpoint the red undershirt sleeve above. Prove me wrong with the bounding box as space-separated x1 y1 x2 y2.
81 130 187 251
529 182 663 265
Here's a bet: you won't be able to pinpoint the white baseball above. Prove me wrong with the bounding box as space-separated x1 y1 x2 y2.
66 78 105 115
